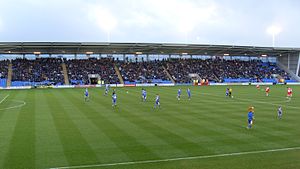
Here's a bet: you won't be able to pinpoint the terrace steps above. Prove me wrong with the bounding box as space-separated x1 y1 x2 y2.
61 63 70 85
114 64 124 84
163 65 175 84
6 63 13 87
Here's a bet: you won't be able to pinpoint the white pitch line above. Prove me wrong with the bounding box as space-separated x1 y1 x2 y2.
50 146 300 169
0 100 26 111
0 94 9 105
286 97 292 103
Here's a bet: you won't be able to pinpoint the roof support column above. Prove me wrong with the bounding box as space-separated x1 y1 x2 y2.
296 53 300 77
135 54 138 62
288 54 290 70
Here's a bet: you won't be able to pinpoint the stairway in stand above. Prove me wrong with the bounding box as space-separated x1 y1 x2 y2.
6 63 13 87
162 65 175 84
114 64 124 84
61 63 70 85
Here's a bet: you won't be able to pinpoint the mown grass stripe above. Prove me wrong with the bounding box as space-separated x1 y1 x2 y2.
35 90 69 168
0 92 21 168
45 89 99 166
3 90 35 169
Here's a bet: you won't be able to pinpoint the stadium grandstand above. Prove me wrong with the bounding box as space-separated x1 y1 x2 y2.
2 0 300 168
0 42 299 88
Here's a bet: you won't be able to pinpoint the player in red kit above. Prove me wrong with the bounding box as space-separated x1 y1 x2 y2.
287 87 293 97
265 87 270 96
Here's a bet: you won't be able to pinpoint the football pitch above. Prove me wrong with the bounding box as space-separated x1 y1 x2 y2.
0 85 299 169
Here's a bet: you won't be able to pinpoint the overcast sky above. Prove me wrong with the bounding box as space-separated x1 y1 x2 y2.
0 0 300 47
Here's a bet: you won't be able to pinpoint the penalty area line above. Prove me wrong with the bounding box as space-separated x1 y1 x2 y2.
0 100 26 111
50 146 300 169
0 94 9 104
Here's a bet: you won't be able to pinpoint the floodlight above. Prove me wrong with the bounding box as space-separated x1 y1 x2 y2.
267 26 281 35
266 25 281 47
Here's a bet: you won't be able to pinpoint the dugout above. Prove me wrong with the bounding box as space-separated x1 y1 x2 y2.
88 74 100 85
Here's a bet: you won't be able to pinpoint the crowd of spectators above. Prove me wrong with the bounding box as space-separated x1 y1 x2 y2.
117 60 169 83
66 58 119 84
165 58 291 83
12 58 64 84
2 57 292 85
0 60 9 78
165 59 217 83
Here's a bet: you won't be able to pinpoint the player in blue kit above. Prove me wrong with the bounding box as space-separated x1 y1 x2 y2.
247 106 254 129
187 88 191 100
225 88 229 97
84 88 89 102
141 88 147 102
104 85 110 96
154 94 160 108
278 106 282 119
177 88 181 100
112 91 117 107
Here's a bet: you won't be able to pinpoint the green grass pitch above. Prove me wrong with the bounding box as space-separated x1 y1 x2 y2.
0 85 299 169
